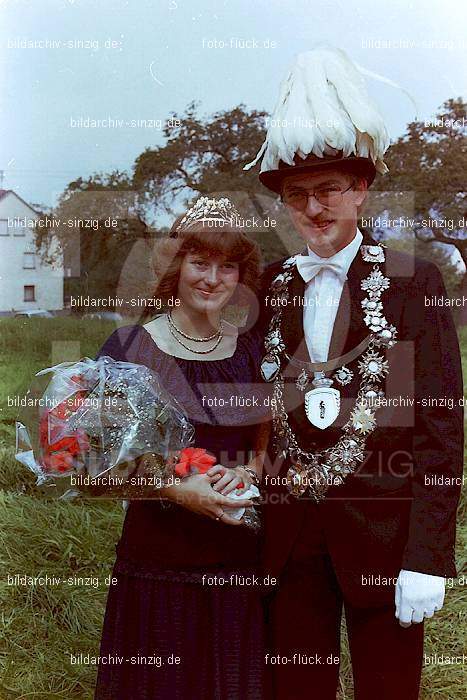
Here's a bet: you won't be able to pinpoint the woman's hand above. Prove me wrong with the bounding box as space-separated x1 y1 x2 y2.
207 464 252 495
161 473 253 525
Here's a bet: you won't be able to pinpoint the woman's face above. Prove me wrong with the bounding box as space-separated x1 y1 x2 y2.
177 251 240 314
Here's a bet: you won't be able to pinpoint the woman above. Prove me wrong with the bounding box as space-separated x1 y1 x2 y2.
94 197 270 700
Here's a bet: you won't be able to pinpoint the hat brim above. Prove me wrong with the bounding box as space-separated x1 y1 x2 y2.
259 155 377 194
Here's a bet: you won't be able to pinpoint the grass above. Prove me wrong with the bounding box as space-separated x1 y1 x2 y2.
0 494 123 699
0 319 465 699
0 318 123 700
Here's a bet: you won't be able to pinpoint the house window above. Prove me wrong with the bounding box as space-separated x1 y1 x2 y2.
24 285 35 302
23 252 36 269
0 219 8 235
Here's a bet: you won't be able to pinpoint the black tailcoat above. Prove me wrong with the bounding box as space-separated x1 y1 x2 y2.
258 234 464 606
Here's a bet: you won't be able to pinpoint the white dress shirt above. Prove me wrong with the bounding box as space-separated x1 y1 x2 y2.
302 229 363 362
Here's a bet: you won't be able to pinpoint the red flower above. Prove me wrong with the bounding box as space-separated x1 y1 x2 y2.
47 435 83 455
174 447 217 478
39 390 90 474
43 451 75 472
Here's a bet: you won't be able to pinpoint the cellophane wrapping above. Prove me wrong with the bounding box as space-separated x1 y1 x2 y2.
15 356 194 499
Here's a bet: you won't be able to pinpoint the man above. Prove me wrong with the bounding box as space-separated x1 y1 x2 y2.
246 47 464 699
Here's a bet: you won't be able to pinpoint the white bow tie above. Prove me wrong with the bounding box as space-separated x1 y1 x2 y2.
295 254 348 284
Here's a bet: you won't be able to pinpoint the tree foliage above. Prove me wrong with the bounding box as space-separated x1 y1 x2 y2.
133 101 267 206
35 171 155 306
370 98 466 275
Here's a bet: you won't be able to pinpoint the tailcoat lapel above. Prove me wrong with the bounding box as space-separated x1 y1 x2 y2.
280 265 311 363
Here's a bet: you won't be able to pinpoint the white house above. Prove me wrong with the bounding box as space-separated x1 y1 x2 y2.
0 190 64 314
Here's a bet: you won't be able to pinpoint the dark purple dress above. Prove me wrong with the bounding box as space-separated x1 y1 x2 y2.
94 324 268 700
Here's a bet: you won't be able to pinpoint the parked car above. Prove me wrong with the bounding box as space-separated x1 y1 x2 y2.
82 312 123 321
14 309 54 318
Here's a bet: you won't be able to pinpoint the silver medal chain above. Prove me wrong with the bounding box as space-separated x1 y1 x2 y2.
261 245 398 499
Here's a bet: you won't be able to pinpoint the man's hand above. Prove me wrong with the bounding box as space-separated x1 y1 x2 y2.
395 569 445 627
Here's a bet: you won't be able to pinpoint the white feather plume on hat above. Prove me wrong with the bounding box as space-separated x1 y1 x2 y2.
245 46 390 177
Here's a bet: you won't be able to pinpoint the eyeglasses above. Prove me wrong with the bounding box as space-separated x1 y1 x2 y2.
282 182 355 210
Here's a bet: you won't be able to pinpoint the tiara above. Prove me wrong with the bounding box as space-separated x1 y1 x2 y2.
178 196 241 231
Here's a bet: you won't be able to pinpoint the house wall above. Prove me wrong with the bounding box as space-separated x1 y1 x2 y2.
0 192 64 313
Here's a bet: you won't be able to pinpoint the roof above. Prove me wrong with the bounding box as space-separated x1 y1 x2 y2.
0 189 41 214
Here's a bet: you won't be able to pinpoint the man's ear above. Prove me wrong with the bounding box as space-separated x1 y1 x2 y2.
354 177 368 207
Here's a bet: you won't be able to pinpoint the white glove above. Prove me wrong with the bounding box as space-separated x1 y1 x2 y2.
395 569 445 627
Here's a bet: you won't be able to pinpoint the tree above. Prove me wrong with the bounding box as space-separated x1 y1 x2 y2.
382 237 462 300
133 101 267 209
35 171 156 309
368 98 466 312
35 170 142 263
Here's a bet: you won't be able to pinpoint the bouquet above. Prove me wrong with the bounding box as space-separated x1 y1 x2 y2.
15 356 194 499
15 356 261 529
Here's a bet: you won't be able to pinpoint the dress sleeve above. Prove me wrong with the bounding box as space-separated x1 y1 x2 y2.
95 325 144 362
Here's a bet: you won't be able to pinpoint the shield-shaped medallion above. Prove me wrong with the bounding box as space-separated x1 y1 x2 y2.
304 387 340 429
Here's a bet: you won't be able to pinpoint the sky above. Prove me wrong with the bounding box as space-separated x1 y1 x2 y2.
1 0 466 210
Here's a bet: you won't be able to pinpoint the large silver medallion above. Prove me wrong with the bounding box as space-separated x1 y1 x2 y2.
304 372 340 429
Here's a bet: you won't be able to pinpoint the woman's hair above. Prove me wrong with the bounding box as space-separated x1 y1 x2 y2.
148 215 262 310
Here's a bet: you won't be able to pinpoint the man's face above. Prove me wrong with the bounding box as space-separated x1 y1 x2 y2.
281 169 368 257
